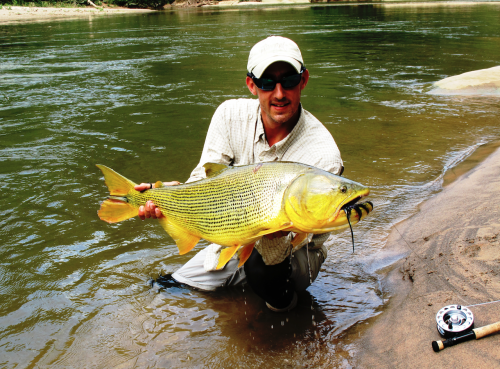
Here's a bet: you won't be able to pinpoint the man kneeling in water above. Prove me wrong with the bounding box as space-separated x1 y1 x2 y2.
136 36 343 312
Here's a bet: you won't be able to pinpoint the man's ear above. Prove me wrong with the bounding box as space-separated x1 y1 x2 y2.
246 76 258 96
300 69 310 91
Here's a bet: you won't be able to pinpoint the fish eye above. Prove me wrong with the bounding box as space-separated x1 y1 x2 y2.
340 185 347 193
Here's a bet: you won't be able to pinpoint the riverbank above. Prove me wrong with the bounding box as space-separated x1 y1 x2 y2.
3 1 500 24
0 5 154 23
353 145 500 367
0 2 305 23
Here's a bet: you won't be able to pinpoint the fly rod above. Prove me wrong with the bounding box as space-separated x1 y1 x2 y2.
432 320 500 352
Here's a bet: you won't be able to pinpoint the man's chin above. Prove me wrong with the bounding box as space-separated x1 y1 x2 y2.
271 108 296 121
263 104 300 126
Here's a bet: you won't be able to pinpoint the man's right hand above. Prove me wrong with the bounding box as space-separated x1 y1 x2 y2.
135 181 181 220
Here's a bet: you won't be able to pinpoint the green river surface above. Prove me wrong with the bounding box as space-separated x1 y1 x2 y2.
1 2 499 367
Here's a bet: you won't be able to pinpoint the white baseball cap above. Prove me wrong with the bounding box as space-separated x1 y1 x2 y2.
247 36 304 78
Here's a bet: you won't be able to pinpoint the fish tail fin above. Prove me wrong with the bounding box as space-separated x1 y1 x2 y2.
98 198 137 223
96 164 138 223
96 164 137 196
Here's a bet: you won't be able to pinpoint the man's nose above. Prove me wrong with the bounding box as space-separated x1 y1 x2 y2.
274 82 285 98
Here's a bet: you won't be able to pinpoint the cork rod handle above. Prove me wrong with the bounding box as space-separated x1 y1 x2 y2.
473 321 500 339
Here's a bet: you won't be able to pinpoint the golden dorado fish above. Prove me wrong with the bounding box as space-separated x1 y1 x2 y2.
97 162 372 269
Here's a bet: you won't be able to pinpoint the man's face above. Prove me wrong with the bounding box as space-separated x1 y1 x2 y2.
246 61 309 129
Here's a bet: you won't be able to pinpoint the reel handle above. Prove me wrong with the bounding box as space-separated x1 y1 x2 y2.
432 320 500 352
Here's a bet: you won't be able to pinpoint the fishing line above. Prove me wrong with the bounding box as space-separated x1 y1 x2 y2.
466 299 500 308
346 209 355 253
305 242 313 285
393 224 419 256
393 224 470 305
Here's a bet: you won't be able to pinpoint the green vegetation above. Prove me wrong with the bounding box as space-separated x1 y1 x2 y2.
0 0 174 8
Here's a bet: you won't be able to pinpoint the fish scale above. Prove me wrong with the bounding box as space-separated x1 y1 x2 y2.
142 163 303 244
97 161 372 269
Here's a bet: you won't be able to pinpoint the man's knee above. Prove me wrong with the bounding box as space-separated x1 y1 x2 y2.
244 249 295 309
290 244 327 292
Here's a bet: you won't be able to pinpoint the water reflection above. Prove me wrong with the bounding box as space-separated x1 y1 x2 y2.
1 3 500 368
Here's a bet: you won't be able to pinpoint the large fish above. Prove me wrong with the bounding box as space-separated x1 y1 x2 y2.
97 162 372 269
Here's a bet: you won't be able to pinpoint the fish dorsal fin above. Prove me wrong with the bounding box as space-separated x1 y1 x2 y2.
237 243 255 268
155 181 164 188
216 245 240 270
203 163 229 178
157 217 200 255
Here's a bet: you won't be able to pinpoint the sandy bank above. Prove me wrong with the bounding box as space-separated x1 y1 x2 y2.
0 2 307 23
0 5 154 24
0 0 309 23
355 146 500 367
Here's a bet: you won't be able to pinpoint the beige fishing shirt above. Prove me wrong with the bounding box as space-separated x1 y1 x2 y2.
187 98 343 266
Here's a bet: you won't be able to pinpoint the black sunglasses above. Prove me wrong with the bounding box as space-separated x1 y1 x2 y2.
247 66 306 91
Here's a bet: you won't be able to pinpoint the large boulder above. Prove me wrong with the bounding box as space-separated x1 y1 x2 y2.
431 66 500 95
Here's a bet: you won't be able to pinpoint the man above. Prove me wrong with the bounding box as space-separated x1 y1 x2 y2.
135 36 343 312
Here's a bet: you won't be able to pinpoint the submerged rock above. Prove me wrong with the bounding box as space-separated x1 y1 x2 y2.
431 66 500 95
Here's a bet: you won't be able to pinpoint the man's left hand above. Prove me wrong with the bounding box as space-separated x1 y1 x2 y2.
135 181 181 220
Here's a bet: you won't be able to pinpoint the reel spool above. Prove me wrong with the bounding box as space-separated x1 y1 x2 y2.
436 305 474 338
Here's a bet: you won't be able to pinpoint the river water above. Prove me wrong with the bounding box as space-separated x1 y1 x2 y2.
1 2 499 367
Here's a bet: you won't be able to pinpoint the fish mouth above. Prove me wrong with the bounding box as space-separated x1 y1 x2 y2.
328 189 370 223
341 196 364 211
340 189 370 212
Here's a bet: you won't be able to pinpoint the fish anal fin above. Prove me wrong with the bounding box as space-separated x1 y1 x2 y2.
237 243 255 268
291 233 309 247
203 163 229 178
158 217 200 255
98 198 137 223
216 245 240 270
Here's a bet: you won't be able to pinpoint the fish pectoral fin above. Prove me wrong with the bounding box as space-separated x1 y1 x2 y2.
291 232 309 247
157 217 200 255
216 245 241 270
203 163 229 178
253 222 294 238
237 243 255 268
98 198 137 223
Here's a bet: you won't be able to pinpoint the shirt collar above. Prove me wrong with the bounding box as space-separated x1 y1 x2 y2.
255 106 266 144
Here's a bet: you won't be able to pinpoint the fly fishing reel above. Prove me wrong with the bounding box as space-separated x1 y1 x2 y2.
435 305 474 338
